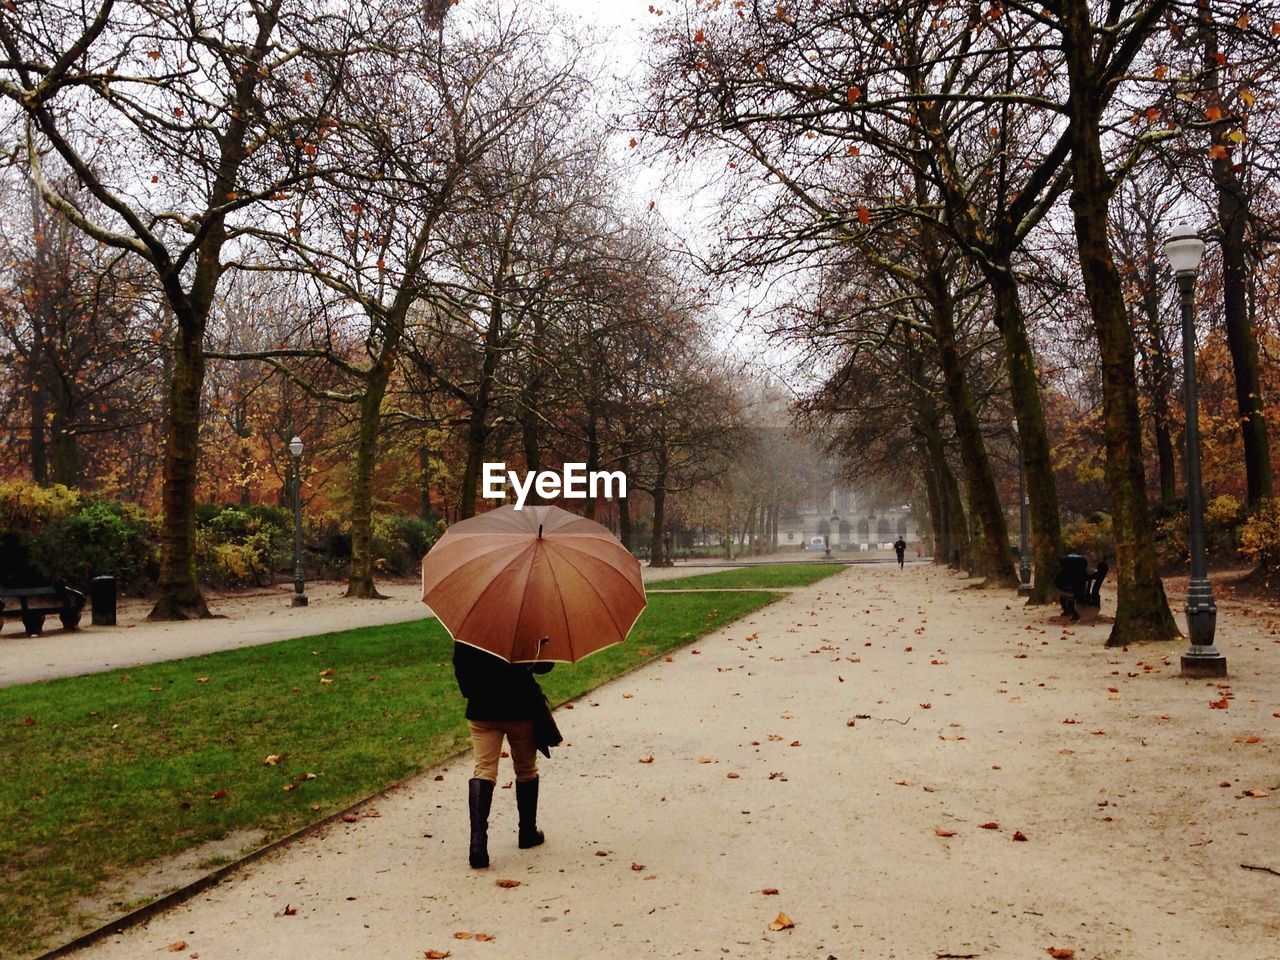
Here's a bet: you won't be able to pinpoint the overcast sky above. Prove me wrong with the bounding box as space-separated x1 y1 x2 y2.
516 0 816 398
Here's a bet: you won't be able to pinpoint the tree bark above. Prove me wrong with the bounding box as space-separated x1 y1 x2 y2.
1136 266 1179 503
1200 0 1273 507
27 186 49 485
922 262 1017 586
150 315 210 619
1061 1 1178 644
618 445 633 550
345 359 391 599
583 409 599 520
648 446 669 567
989 267 1063 601
419 445 433 520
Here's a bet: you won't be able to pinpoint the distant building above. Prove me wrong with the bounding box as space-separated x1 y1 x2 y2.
776 483 918 551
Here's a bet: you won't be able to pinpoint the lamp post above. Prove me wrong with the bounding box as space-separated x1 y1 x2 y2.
1013 422 1032 596
1164 223 1225 678
288 435 308 608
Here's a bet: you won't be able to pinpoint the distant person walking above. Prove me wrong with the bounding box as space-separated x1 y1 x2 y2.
893 537 906 569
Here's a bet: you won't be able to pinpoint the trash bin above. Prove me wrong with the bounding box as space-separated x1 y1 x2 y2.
89 575 117 626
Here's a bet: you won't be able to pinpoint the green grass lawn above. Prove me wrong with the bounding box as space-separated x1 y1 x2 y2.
646 562 846 591
0 589 780 957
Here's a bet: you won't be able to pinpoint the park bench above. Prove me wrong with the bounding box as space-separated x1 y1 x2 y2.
0 585 86 635
1053 554 1108 622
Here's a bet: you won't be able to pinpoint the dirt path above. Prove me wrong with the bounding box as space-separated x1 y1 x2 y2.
72 564 1280 959
0 566 729 689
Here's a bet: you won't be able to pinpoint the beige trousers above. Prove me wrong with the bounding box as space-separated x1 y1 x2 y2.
468 719 539 783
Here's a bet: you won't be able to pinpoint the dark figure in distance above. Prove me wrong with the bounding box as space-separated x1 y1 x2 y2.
893 537 906 569
453 641 553 868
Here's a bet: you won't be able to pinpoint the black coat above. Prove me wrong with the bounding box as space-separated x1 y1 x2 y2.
452 642 553 722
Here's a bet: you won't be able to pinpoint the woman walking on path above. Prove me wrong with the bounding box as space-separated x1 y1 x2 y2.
453 641 553 868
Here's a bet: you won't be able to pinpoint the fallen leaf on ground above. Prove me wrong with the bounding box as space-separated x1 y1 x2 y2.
424 951 451 959
638 755 654 763
595 850 609 856
979 822 999 830
495 879 520 888
1235 735 1262 744
727 772 740 778
761 887 779 895
1013 831 1029 841
282 904 297 916
894 779 912 786
210 788 227 800
263 754 282 766
168 943 188 952
934 827 957 837
1210 698 1229 709
767 912 795 931
453 932 473 940
1046 949 1075 959
1241 789 1270 798
474 934 495 942
631 863 645 871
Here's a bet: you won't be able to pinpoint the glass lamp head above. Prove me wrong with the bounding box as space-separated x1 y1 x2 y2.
289 436 303 457
1163 222 1205 276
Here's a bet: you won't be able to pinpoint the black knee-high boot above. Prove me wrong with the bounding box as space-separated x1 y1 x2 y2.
468 778 495 868
516 777 544 849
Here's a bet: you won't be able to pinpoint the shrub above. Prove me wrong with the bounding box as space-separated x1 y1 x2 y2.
195 503 292 587
1156 508 1189 569
0 479 81 532
1061 514 1114 561
29 499 155 591
1240 499 1280 571
371 514 441 575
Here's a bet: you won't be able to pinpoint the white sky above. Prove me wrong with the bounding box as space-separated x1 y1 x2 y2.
537 0 818 399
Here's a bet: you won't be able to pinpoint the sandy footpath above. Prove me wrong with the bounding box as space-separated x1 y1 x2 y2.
68 563 1280 960
0 566 729 688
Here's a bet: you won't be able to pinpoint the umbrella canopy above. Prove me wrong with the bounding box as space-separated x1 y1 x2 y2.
421 504 646 663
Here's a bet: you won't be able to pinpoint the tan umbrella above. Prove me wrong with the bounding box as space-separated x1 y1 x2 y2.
420 504 646 663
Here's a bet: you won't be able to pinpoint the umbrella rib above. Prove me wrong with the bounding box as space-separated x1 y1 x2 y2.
551 540 646 600
425 540 527 598
548 546 633 646
536 544 579 660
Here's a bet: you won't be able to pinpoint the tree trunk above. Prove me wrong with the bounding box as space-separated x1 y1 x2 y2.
923 264 1017 586
618 446 633 550
27 187 49 485
648 449 669 568
1201 0 1272 506
149 315 210 619
345 359 391 599
418 445 433 520
919 445 943 561
1137 267 1178 503
583 410 599 520
989 267 1062 601
1062 2 1178 644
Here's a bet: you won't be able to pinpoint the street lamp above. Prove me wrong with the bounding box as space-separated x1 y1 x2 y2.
288 435 308 608
1163 222 1225 678
1013 421 1032 596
